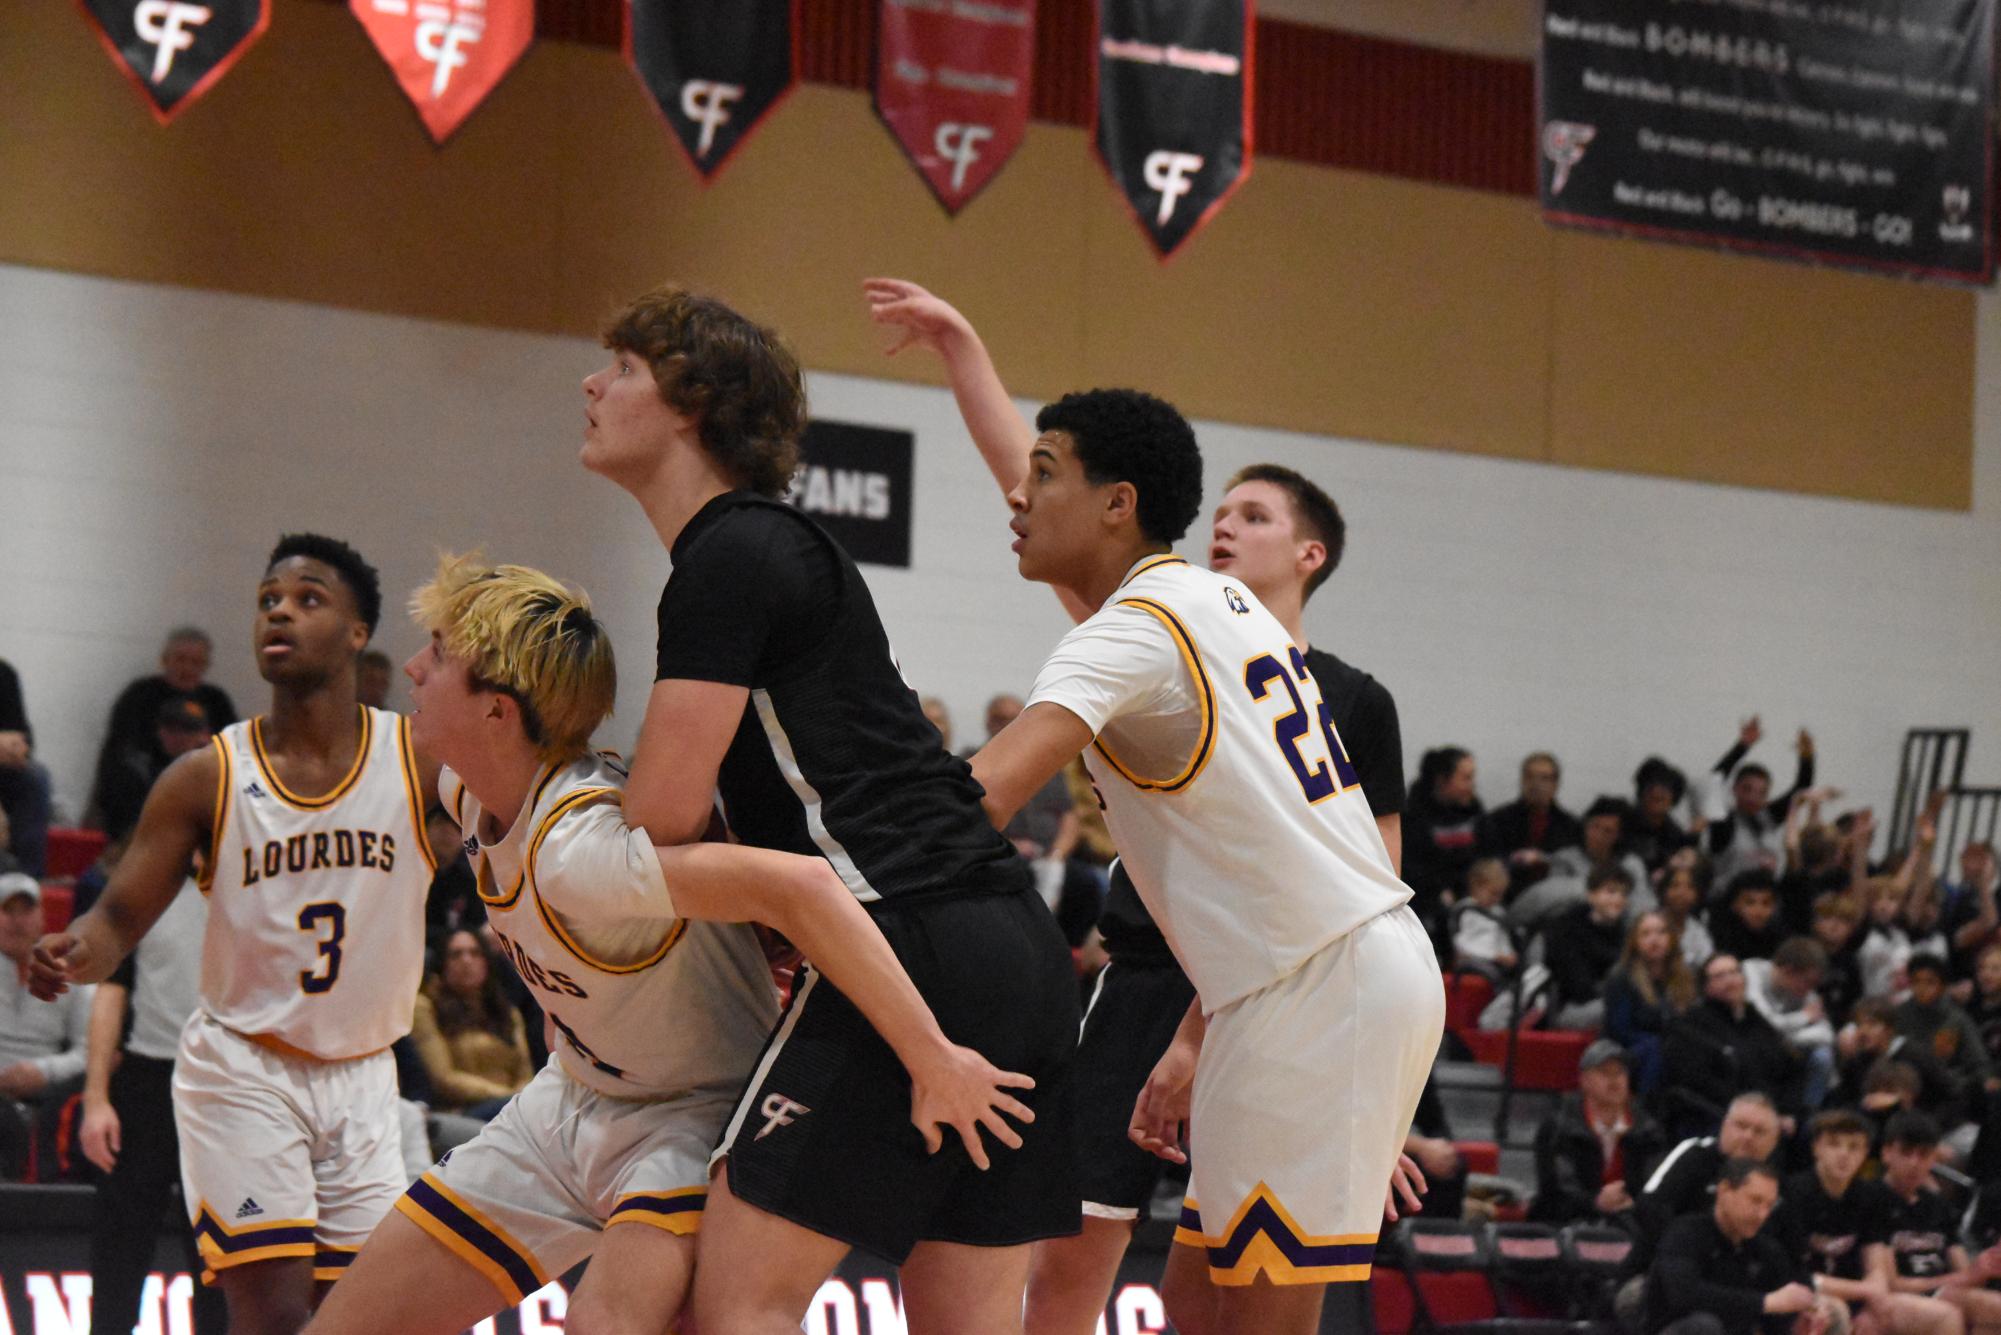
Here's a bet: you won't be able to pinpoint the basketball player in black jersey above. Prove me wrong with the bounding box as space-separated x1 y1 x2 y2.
865 277 1416 1334
580 287 1080 1335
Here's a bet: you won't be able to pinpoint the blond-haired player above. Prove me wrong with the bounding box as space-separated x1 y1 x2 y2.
33 534 433 1335
304 554 1037 1335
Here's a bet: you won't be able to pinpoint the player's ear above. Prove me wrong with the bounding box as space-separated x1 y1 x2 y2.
348 619 370 654
1297 538 1327 579
1102 480 1139 529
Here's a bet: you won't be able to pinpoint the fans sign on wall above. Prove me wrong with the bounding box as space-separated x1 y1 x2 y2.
69 0 1260 259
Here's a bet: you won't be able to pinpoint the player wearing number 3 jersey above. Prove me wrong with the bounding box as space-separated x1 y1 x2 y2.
29 534 431 1335
971 391 1445 1335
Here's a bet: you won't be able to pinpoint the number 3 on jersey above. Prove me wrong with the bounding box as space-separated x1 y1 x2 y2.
1244 647 1360 804
297 902 346 994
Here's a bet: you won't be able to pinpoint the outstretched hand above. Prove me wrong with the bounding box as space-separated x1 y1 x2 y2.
27 932 86 1001
1739 715 1763 748
1384 1153 1428 1222
908 1042 1036 1171
863 278 973 358
1129 1040 1197 1164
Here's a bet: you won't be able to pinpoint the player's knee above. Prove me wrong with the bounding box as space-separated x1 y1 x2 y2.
1160 1271 1217 1335
562 1293 671 1335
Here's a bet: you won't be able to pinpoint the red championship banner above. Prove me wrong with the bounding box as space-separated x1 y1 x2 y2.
351 0 534 144
1094 0 1255 259
874 0 1035 214
76 0 269 124
627 0 797 182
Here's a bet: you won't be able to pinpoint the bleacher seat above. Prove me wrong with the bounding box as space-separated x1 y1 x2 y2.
1454 1141 1500 1176
1460 1029 1595 1092
44 827 107 880
1392 1218 1582 1334
1373 1265 1417 1334
40 882 74 933
1444 973 1495 1035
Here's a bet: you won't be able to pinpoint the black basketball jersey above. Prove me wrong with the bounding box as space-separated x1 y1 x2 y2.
656 492 1028 903
1096 644 1404 962
1776 1172 1891 1282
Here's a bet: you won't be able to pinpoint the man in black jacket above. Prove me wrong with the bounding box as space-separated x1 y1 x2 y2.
1664 954 1806 1133
1544 866 1632 1029
1646 1157 1838 1335
1531 1039 1667 1229
1476 752 1581 894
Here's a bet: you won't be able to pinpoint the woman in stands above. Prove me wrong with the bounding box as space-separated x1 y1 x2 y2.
409 929 532 1121
1601 910 1697 1097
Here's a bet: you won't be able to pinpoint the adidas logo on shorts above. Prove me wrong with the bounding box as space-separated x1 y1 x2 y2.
235 1197 264 1219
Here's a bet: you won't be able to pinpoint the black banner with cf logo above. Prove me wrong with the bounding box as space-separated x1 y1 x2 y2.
625 0 797 182
78 0 269 124
1094 0 1255 259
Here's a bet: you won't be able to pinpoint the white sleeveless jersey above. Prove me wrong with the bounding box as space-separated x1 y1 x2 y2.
199 706 431 1059
1028 554 1412 1010
445 754 778 1101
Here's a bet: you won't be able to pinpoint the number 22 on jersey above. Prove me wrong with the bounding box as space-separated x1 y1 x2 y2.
1244 646 1360 804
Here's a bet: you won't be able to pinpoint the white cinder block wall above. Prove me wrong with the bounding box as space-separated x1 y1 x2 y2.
4 260 1999 834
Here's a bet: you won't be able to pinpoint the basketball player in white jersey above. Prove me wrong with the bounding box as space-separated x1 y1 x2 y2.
867 279 1427 1333
305 553 1038 1335
31 534 433 1335
960 389 1443 1335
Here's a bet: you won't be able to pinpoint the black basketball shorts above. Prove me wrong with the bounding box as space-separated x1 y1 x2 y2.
716 887 1081 1263
1072 955 1198 1219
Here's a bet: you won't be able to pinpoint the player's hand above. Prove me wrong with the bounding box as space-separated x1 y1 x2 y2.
1764 1282 1816 1315
28 932 87 1000
1129 1039 1197 1164
862 278 974 359
907 1041 1035 1172
80 1098 121 1174
1384 1153 1427 1221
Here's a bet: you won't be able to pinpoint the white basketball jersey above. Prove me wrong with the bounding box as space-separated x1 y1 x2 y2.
200 706 430 1059
1028 554 1412 1010
446 754 778 1101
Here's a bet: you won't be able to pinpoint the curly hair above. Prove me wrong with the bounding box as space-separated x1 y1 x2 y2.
1035 389 1202 545
268 533 382 636
601 286 806 497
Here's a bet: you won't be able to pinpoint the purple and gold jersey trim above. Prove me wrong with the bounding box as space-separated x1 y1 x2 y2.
1091 596 1218 795
397 1171 547 1305
607 1186 705 1236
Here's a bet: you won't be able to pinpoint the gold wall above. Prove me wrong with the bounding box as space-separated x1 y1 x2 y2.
0 0 1972 508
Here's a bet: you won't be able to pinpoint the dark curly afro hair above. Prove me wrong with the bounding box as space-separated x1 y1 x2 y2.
1034 388 1202 545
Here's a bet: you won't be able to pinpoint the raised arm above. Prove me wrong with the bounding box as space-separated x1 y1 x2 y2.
654 841 1034 1169
864 278 1094 625
29 748 214 998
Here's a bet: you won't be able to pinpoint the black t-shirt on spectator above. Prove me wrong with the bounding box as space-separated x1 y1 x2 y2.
1543 904 1626 1007
1095 645 1405 964
1775 1173 1891 1282
1883 1185 1960 1280
655 492 1026 902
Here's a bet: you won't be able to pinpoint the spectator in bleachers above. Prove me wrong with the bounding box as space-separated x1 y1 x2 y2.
1664 955 1806 1132
1811 894 1868 1029
407 929 533 1120
1661 856 1719 970
0 658 51 877
1859 872 1950 1002
1940 841 1999 977
1968 942 2001 1070
88 626 237 826
1712 870 1787 963
1628 757 1695 875
1544 865 1634 1030
1476 751 1580 893
1778 806 1850 936
356 647 393 708
1833 999 1964 1132
1645 1157 1838 1335
1530 1039 1666 1231
920 694 953 751
0 873 94 1179
423 806 481 944
1633 1092 1784 1274
1511 797 1652 933
1744 938 1838 1109
1450 856 1516 983
1403 745 1482 931
1772 1109 1958 1335
1895 953 1991 1091
1705 718 1816 888
1604 910 1699 1096
1403 1074 1467 1223
964 692 1098 945
95 693 214 843
1879 1111 2001 1329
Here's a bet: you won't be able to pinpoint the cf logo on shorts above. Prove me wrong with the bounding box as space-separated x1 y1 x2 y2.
755 1093 809 1140
680 80 744 159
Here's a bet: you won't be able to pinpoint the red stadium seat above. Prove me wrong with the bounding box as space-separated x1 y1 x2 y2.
1372 1265 1417 1333
1461 1029 1595 1092
43 827 108 880
1444 973 1495 1036
39 882 74 933
1454 1141 1500 1176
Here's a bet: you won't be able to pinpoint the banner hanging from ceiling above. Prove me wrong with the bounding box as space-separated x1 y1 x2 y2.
350 0 535 144
1094 0 1255 259
875 0 1036 214
626 0 796 181
1539 0 1995 283
78 0 270 124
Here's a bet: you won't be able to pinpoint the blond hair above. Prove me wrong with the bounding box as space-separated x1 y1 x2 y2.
410 553 616 763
